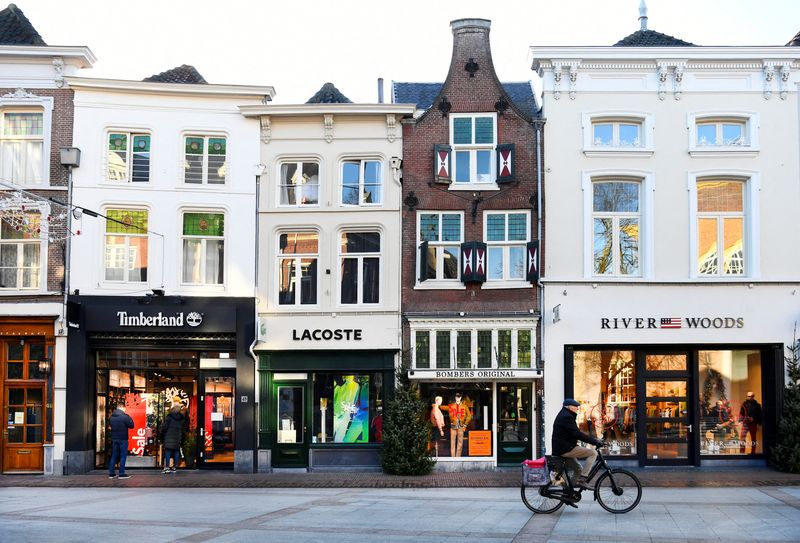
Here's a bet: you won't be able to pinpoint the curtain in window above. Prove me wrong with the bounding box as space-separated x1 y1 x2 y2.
340 258 358 304
362 257 380 303
204 240 223 284
183 239 201 283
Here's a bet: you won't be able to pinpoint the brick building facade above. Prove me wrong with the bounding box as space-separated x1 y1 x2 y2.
395 19 543 470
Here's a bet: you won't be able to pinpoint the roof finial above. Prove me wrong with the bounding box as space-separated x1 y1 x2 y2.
639 0 648 31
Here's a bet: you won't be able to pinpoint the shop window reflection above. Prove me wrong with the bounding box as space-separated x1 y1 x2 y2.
699 350 762 456
573 350 637 456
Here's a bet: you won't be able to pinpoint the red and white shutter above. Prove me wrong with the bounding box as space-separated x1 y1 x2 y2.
496 143 515 184
433 144 452 184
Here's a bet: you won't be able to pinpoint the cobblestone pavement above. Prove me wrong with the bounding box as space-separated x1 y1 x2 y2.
0 485 798 542
1 466 800 488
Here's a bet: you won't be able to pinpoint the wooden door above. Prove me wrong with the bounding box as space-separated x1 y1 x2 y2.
3 385 45 472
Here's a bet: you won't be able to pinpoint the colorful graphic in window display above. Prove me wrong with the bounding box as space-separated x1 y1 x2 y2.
333 374 369 443
125 392 147 455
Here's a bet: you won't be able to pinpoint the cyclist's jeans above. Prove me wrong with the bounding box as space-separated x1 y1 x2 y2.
562 445 597 478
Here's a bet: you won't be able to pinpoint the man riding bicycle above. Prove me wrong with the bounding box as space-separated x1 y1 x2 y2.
552 398 606 490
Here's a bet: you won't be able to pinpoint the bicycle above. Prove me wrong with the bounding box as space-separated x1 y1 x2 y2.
521 445 642 514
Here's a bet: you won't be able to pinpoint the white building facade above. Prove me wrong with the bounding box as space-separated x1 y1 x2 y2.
533 32 800 466
62 73 274 474
240 95 414 470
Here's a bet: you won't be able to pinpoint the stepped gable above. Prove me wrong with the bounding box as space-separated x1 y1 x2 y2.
0 3 46 45
614 29 695 47
306 82 352 104
143 64 208 84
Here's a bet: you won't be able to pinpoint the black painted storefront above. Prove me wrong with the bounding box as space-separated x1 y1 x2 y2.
64 295 255 474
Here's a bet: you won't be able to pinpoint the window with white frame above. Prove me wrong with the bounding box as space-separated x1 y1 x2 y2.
696 179 745 276
341 159 382 205
340 231 380 304
107 132 151 183
0 215 41 289
277 231 318 306
0 111 43 186
184 136 226 184
181 212 224 285
696 119 747 147
279 160 319 206
451 113 496 184
484 211 529 281
104 209 148 282
412 327 535 369
418 212 462 281
592 180 641 276
592 119 642 148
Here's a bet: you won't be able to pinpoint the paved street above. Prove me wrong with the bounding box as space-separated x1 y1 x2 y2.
0 485 798 542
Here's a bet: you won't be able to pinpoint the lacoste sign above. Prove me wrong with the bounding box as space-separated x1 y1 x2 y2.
117 311 203 327
601 317 744 330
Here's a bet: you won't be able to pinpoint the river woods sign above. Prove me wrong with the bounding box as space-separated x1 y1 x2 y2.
601 316 744 330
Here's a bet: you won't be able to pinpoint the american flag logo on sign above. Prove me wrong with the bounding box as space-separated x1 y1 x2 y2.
660 318 682 329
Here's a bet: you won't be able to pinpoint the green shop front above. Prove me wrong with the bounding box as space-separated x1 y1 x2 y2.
257 350 395 471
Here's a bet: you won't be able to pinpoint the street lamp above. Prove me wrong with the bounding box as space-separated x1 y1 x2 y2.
59 147 80 333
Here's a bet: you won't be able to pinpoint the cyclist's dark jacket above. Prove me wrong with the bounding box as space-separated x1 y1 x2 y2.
552 406 599 456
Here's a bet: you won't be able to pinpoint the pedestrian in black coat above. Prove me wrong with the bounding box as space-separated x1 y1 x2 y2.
161 405 184 473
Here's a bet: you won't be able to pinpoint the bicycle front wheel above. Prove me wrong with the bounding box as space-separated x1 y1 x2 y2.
520 484 564 514
594 469 642 514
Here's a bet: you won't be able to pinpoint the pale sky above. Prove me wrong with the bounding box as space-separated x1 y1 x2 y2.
19 0 800 103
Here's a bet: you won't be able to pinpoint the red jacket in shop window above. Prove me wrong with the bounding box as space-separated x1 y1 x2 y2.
443 400 472 429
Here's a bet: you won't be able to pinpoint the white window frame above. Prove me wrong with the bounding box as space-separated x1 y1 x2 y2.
449 112 498 189
483 210 531 288
687 170 759 279
0 91 53 187
102 207 149 284
340 158 383 206
415 210 465 289
337 229 382 306
687 112 759 157
582 111 654 158
277 158 321 208
410 322 537 370
589 179 642 278
182 134 228 185
105 129 152 184
276 229 320 308
582 169 655 280
0 209 45 291
179 210 226 287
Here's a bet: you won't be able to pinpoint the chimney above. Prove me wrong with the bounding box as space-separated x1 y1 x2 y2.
377 78 384 103
447 19 493 81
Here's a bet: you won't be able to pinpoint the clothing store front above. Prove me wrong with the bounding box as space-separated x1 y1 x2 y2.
64 295 255 474
564 344 781 466
408 316 542 470
257 351 395 471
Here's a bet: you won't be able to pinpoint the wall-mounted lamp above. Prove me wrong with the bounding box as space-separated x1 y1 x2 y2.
59 147 81 168
38 358 51 374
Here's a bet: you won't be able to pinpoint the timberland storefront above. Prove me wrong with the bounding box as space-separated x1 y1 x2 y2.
64 295 255 474
254 314 398 471
543 285 791 467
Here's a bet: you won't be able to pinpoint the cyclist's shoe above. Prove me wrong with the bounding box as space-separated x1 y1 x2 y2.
575 476 593 490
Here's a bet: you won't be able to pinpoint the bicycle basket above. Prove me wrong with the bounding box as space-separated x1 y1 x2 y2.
521 457 549 486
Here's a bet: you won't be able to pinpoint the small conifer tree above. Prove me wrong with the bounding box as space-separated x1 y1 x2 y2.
772 327 800 473
381 362 435 475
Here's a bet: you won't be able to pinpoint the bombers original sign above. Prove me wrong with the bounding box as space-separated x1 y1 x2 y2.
601 316 744 330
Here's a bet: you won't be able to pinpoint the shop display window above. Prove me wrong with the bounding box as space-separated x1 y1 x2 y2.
573 350 637 455
312 372 383 444
420 383 493 458
699 350 762 455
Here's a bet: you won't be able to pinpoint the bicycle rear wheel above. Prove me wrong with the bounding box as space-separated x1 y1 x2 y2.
520 484 564 514
594 469 642 514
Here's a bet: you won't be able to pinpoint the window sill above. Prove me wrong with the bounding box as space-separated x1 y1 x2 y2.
414 282 466 290
688 148 759 158
481 281 532 290
583 148 653 158
448 183 500 192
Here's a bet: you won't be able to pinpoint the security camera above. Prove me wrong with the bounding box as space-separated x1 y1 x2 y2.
390 157 402 169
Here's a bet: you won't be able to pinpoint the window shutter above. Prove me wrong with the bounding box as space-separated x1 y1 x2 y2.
418 241 429 283
526 240 539 283
461 241 487 283
496 143 515 184
433 144 452 184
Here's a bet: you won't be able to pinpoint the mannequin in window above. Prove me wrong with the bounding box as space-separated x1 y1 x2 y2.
441 392 472 457
430 396 445 456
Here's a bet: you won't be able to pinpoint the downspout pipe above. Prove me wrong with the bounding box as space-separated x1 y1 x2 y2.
535 118 545 456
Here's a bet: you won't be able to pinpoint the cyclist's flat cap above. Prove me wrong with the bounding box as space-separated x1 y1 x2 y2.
562 398 580 407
